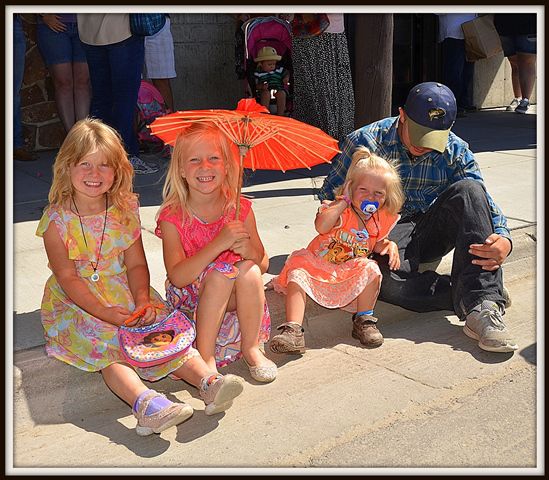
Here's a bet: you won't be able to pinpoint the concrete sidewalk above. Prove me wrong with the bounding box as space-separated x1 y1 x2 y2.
10 107 541 473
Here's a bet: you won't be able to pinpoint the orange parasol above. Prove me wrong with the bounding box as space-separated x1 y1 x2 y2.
149 98 340 218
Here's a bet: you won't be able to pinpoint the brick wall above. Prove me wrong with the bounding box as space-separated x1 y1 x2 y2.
19 15 66 152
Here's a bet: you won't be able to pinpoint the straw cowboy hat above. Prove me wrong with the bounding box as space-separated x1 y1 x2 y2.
254 46 282 62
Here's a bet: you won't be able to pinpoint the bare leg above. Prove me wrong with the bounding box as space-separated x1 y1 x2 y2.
356 274 382 312
508 55 522 99
195 270 233 371
259 88 271 108
101 362 149 407
72 61 91 122
275 90 287 115
516 52 536 100
49 62 76 132
152 78 175 112
285 281 307 325
171 355 216 387
228 260 270 367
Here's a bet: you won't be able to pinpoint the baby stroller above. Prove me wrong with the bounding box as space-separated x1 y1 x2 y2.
242 16 293 113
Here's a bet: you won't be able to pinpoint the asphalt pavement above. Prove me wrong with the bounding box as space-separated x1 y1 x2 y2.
9 106 541 474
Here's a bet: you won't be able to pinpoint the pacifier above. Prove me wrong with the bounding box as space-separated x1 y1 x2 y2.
360 200 379 219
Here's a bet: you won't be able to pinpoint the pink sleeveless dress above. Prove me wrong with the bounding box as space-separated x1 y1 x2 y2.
272 205 399 313
155 197 271 367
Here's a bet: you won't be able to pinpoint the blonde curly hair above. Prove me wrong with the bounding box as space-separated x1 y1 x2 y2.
336 146 404 216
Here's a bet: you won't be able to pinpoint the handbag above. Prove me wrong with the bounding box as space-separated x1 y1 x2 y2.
129 13 167 37
461 15 503 62
291 14 330 38
118 309 195 368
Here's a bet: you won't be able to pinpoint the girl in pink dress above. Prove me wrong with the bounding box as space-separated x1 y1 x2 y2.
155 123 277 383
270 147 405 353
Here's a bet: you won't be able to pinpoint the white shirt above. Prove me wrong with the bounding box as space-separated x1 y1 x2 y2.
436 14 477 42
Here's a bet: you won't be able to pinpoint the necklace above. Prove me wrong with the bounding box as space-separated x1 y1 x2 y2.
351 204 380 239
72 195 108 282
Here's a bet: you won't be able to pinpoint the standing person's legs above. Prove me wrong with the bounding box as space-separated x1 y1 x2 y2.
508 55 522 98
441 38 466 110
375 180 505 318
108 35 145 156
144 16 176 112
82 43 114 127
73 62 91 122
48 63 77 132
68 22 91 123
151 78 174 112
516 53 536 101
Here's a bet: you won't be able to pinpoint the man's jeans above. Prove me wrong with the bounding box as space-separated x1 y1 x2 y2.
441 37 474 109
14 14 26 149
372 180 506 319
82 35 144 156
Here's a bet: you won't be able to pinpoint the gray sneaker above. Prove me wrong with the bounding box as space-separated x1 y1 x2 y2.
129 155 159 175
463 300 518 352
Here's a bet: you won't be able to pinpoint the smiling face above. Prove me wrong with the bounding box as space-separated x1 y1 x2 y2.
180 135 227 197
350 170 388 211
70 150 115 204
151 332 172 344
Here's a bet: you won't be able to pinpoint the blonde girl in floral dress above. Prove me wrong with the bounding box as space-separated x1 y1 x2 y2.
270 147 405 353
155 122 277 383
37 118 244 436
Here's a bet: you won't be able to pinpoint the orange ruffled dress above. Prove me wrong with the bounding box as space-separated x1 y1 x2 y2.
272 205 399 312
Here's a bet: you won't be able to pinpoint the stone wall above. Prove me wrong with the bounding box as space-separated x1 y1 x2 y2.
19 15 66 152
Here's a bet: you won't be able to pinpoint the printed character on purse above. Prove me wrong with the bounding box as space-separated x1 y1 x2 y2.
270 147 404 353
155 122 278 384
36 118 244 437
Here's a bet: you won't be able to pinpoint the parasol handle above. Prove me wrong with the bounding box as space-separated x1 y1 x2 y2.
235 145 248 220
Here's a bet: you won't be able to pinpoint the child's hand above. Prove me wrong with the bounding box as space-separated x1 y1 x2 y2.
102 306 132 326
216 221 250 251
127 302 157 327
375 240 401 270
230 236 252 260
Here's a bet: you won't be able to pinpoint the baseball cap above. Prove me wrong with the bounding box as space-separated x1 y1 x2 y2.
403 82 457 153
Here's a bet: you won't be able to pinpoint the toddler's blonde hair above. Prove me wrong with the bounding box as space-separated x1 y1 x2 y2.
336 146 404 215
48 118 136 220
158 123 239 223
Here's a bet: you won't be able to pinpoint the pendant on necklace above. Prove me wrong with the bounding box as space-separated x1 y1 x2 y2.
91 272 100 282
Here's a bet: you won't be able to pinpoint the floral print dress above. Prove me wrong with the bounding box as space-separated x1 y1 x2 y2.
155 197 271 367
272 205 399 312
36 199 199 381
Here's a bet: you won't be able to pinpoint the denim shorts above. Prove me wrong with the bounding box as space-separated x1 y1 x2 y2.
499 34 537 56
37 22 87 66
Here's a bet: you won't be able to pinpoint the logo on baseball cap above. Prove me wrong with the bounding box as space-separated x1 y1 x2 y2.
403 82 457 153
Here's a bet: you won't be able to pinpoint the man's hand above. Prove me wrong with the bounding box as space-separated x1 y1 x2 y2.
469 234 512 271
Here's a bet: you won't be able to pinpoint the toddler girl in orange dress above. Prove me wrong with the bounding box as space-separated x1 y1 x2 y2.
270 146 404 352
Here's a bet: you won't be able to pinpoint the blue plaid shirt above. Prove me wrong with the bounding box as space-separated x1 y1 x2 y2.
318 116 511 240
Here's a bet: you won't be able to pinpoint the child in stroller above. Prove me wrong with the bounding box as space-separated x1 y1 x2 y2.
254 46 290 115
242 16 293 115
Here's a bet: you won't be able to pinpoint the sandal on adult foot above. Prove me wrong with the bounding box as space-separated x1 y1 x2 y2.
199 373 244 415
133 390 193 436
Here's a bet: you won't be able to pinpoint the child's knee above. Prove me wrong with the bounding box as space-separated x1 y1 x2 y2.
237 260 262 280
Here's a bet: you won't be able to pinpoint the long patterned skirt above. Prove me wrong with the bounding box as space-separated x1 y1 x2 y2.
291 32 355 143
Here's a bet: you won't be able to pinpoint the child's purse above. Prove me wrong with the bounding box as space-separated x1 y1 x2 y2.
118 306 195 368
